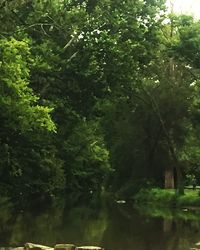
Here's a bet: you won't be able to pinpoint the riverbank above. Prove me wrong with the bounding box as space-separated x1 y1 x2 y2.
133 188 200 207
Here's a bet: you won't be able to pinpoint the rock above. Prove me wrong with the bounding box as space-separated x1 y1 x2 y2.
54 244 76 250
25 243 53 250
116 200 126 204
0 248 24 250
77 246 103 250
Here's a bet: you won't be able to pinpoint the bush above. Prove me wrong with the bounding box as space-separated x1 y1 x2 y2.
134 188 177 206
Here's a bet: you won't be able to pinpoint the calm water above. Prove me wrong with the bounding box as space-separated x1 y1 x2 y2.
0 198 200 250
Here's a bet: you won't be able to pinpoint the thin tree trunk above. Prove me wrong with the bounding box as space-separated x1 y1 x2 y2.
142 87 184 194
165 166 174 189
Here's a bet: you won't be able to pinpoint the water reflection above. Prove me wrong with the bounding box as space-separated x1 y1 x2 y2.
0 198 200 250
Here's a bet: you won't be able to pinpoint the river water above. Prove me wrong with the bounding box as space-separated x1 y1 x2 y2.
0 199 200 250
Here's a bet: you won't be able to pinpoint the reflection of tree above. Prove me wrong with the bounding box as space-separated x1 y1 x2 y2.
60 202 108 246
101 203 164 250
163 219 173 233
1 200 200 250
161 213 200 250
0 201 18 246
101 204 200 250
0 199 109 247
0 200 66 246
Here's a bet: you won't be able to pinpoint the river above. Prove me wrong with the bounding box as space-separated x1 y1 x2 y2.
0 198 200 250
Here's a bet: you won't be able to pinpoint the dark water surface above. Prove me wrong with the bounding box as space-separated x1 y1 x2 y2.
0 198 200 250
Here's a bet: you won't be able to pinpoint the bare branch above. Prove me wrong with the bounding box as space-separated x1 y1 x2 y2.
40 24 50 36
63 36 76 50
67 51 78 62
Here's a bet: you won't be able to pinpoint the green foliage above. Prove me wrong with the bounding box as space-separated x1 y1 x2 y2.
1 0 200 203
134 188 177 206
64 119 111 194
177 190 200 207
176 20 200 68
0 38 56 133
0 37 64 199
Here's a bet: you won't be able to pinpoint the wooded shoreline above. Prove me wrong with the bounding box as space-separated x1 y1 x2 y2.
1 0 200 203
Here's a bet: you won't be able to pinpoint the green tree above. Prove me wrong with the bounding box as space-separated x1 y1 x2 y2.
0 38 65 200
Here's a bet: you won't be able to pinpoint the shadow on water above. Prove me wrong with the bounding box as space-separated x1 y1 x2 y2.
1 197 200 250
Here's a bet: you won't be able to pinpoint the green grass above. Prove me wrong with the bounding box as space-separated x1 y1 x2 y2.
177 189 200 207
134 188 200 208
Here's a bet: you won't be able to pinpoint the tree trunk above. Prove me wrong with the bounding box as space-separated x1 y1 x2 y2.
165 166 174 189
175 164 184 195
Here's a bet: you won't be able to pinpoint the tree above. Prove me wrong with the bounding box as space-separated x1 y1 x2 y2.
0 37 65 200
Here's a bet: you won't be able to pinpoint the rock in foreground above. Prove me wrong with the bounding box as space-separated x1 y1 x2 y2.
25 243 53 250
77 247 103 250
55 244 76 250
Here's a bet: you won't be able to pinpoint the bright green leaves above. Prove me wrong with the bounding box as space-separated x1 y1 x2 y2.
0 38 60 199
0 38 56 133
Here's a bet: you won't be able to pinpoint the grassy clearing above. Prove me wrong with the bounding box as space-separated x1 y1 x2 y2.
134 188 200 207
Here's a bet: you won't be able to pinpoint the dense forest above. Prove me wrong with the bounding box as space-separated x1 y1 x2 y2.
1 0 200 203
